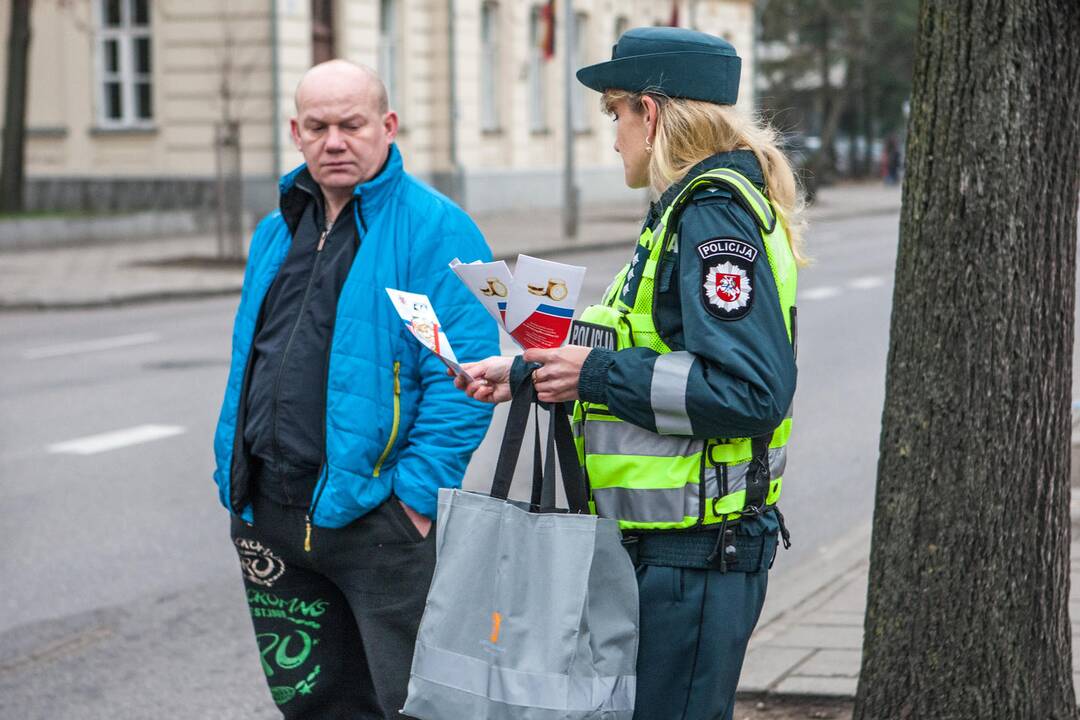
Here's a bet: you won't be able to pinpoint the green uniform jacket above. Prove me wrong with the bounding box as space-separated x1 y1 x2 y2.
514 150 796 534
577 150 796 440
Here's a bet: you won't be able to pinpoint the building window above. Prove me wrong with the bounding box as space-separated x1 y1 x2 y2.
312 0 336 65
528 5 548 132
571 12 589 132
96 0 153 127
480 2 500 131
378 0 399 109
614 15 629 43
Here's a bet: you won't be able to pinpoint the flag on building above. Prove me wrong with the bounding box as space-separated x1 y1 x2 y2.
539 0 556 60
668 0 680 27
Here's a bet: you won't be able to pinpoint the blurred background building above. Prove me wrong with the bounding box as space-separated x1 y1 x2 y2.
6 0 757 219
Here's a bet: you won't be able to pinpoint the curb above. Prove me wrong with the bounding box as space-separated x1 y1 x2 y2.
492 235 632 262
0 203 901 311
0 285 243 312
805 205 901 223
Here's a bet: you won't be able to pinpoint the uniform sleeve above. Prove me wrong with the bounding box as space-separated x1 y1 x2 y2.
391 205 500 518
578 192 796 439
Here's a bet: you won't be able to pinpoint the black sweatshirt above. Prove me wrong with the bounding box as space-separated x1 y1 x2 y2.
243 170 360 507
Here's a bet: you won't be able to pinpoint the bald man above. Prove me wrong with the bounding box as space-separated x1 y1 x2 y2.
212 60 499 718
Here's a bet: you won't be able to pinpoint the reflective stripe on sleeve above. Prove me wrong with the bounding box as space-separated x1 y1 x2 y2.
650 351 696 435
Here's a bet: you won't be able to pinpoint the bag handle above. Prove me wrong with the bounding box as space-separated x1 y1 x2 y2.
490 376 589 514
490 374 534 501
545 404 589 513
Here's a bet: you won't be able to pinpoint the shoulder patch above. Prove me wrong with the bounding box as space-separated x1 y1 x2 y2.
697 237 756 320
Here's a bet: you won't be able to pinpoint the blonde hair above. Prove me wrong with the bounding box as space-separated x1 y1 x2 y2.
603 90 808 266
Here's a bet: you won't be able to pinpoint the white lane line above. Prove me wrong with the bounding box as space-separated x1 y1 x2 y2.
23 332 161 360
47 424 186 455
848 276 885 290
800 286 842 301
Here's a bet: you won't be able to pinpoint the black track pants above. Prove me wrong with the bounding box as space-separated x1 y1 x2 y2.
230 494 435 719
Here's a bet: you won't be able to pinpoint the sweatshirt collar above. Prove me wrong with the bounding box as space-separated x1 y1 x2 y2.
279 142 404 213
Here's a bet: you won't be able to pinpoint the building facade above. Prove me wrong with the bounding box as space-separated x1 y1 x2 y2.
7 0 755 216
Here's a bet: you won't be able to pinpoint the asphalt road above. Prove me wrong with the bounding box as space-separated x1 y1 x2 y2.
0 211 898 718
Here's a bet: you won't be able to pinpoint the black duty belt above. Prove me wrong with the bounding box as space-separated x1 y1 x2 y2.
622 526 777 574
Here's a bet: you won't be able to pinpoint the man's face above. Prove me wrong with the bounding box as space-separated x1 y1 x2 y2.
290 83 398 192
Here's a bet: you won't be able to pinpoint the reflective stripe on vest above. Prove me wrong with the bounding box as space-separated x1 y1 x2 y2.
573 168 797 531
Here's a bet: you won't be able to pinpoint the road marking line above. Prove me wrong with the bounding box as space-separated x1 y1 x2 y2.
848 276 885 290
800 286 842 301
23 332 161 360
47 424 186 455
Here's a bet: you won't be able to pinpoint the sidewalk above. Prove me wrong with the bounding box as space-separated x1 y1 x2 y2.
737 500 1080 701
0 182 899 310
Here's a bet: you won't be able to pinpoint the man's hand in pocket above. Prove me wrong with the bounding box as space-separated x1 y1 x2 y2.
399 500 432 538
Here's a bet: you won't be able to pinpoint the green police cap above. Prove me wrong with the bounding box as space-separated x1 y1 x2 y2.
576 26 741 105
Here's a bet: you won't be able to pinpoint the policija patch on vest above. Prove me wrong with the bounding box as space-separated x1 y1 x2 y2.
569 320 617 351
698 238 757 320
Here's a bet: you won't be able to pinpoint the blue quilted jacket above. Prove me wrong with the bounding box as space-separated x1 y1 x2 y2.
212 145 498 527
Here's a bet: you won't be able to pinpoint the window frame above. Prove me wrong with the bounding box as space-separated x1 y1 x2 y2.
311 0 337 65
479 1 501 133
378 0 399 110
94 0 154 129
528 4 549 133
571 11 590 133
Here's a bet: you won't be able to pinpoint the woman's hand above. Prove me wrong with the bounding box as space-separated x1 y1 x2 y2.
524 345 592 404
449 355 514 404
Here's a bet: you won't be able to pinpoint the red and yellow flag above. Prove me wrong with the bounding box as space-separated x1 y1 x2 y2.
539 0 556 60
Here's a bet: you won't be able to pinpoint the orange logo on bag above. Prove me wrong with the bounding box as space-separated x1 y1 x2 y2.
489 612 502 644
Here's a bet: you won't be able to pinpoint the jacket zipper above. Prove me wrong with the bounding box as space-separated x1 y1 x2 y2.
303 195 368 551
373 361 402 477
269 220 332 492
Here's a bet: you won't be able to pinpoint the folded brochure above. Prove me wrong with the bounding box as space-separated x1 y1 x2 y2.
450 255 585 349
384 288 473 382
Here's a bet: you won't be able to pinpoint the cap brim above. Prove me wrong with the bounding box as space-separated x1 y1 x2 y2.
576 51 740 105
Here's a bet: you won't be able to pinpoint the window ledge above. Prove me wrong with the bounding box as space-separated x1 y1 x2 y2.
481 127 504 137
89 125 158 137
27 127 68 139
574 128 593 137
530 128 551 136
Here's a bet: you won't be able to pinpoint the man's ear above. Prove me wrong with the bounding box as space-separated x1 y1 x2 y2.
383 111 399 143
289 118 303 151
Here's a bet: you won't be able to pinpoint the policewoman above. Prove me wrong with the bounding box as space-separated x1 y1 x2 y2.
455 27 805 720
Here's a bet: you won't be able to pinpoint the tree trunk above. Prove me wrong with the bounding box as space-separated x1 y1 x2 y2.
1 0 31 213
854 1 1080 718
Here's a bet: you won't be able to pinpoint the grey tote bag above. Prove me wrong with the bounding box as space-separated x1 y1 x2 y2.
402 382 639 720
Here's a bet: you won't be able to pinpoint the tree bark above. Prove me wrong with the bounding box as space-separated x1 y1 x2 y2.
1 0 31 213
854 1 1080 718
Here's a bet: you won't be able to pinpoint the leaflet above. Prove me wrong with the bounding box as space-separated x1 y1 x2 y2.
449 258 512 327
384 288 473 382
504 255 586 349
450 255 586 349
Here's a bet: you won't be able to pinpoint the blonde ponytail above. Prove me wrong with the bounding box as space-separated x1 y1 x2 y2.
603 90 809 266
